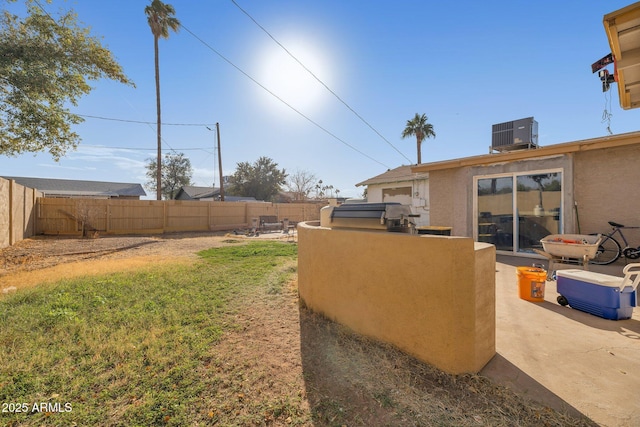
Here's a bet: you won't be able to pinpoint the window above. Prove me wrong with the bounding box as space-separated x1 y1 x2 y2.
475 170 562 254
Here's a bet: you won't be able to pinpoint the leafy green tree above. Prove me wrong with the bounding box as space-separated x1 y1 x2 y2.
145 0 180 200
0 1 133 159
401 113 436 164
228 156 287 202
145 152 193 200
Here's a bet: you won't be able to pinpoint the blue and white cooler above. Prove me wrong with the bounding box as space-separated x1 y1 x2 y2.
556 264 640 320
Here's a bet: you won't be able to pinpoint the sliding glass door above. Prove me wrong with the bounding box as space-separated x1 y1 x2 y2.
475 170 562 254
477 177 513 251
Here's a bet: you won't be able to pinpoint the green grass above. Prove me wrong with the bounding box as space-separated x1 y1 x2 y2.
0 241 297 426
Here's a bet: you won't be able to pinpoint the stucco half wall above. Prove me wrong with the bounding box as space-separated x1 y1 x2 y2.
297 221 496 374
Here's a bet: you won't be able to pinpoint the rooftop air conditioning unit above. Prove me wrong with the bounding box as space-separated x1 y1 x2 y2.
491 117 538 153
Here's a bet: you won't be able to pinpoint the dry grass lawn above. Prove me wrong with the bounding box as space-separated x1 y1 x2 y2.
0 233 597 426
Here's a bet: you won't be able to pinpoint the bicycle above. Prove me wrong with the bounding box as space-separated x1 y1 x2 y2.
590 221 640 265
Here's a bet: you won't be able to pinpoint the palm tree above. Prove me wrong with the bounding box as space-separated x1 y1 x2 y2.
145 0 180 200
401 113 436 164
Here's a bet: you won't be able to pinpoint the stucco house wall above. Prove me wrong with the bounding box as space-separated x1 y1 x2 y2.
429 168 469 236
298 221 496 374
357 165 430 226
417 131 640 254
364 181 429 225
574 143 640 241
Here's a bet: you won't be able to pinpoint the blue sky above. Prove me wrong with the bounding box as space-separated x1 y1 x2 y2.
1 0 638 199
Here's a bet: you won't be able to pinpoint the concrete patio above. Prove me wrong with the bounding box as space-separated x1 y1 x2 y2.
483 256 640 427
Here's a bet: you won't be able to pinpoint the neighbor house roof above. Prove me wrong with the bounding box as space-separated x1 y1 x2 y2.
174 186 258 202
174 185 220 200
410 130 640 173
1 176 146 198
356 165 430 187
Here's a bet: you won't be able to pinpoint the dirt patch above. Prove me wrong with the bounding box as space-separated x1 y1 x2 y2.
0 233 596 426
0 232 236 292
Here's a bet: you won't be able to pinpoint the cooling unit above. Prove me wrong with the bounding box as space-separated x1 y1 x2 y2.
491 117 538 152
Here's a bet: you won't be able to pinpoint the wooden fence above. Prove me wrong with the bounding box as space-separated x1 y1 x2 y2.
0 177 41 248
36 198 325 236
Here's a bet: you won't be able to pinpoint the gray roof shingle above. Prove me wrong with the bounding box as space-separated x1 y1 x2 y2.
176 185 220 199
355 165 429 187
2 176 146 197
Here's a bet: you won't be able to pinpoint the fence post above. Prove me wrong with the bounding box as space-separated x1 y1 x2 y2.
163 201 167 233
30 188 36 236
106 200 111 233
8 179 13 245
20 186 25 238
22 185 27 238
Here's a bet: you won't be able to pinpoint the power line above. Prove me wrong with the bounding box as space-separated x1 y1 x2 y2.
180 24 391 170
26 1 186 159
78 114 215 126
30 1 204 158
33 0 391 169
82 145 213 153
79 115 183 155
230 0 412 164
32 0 56 22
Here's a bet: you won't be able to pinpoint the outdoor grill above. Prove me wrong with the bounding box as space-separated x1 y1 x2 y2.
327 202 417 233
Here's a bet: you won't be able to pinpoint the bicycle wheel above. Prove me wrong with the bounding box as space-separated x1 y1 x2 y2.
590 234 621 265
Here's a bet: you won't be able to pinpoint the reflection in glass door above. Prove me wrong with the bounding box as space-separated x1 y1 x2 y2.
476 171 562 254
516 173 562 253
477 177 513 251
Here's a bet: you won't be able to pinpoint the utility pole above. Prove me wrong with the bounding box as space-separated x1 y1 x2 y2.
212 136 216 187
216 122 224 201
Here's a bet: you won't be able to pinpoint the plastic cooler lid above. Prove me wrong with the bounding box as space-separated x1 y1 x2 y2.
556 269 623 288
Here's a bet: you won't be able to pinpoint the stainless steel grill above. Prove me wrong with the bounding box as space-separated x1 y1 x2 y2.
328 202 417 233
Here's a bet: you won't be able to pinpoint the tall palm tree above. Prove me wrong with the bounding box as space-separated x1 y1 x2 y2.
145 0 180 200
401 113 436 164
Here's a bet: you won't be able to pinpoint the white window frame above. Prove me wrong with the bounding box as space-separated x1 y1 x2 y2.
473 168 564 256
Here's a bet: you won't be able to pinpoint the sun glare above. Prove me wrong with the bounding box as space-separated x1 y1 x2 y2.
256 38 332 118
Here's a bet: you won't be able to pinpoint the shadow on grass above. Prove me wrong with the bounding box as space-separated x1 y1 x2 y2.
298 304 598 427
